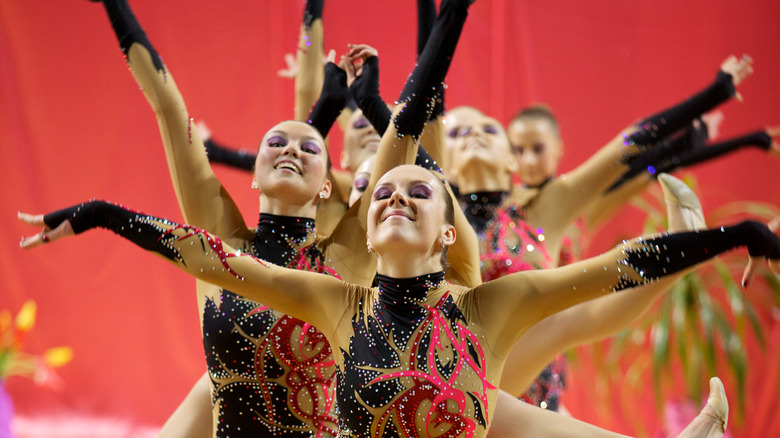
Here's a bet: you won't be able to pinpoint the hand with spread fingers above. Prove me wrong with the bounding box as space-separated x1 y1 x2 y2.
18 212 74 249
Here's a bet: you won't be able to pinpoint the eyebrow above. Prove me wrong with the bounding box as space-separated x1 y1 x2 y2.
266 132 323 144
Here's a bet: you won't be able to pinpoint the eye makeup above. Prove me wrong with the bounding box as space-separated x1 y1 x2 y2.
372 187 392 200
301 141 322 154
353 177 369 193
266 135 288 147
410 184 433 199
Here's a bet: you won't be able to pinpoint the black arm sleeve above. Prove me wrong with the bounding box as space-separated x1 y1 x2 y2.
416 0 444 120
394 0 469 138
615 221 780 291
416 0 436 56
607 121 708 192
98 0 164 73
303 0 323 29
656 131 772 173
348 56 441 173
44 201 183 262
349 56 391 135
203 139 257 171
306 62 349 138
627 71 735 147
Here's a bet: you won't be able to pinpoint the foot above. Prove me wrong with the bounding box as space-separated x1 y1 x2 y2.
658 173 706 232
676 377 728 438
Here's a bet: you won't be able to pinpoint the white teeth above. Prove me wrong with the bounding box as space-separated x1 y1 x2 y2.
276 162 300 174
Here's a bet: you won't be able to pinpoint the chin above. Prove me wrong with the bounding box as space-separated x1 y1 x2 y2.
373 228 424 251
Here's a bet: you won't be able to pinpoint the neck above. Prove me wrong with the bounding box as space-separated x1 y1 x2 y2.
253 213 315 265
455 161 512 194
375 251 445 279
523 176 554 190
375 271 446 304
258 193 318 218
459 191 508 233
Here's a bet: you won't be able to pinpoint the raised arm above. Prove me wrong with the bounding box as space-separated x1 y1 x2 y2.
581 121 709 229
586 127 776 231
657 127 778 173
531 56 752 237
294 0 325 121
327 0 480 286
20 201 350 338
475 220 780 356
94 0 246 236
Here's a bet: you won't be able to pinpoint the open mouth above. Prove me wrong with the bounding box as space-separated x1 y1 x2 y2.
275 160 301 174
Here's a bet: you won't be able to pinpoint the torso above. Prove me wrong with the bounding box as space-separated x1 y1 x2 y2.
335 273 497 438
460 191 567 412
202 214 340 437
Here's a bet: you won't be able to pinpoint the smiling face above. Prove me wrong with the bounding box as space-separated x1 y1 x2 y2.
341 109 381 174
367 165 455 269
507 117 562 187
254 120 331 207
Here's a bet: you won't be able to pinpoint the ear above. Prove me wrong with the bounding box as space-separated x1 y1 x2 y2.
440 224 456 247
319 178 332 200
340 150 350 172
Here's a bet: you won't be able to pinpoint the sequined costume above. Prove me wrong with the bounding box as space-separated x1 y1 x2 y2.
201 214 340 437
42 199 780 437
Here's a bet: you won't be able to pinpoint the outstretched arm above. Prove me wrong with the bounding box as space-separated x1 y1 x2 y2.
582 121 709 229
584 126 776 231
93 0 246 236
19 201 350 338
627 55 751 147
657 127 778 172
533 56 752 237
476 221 780 356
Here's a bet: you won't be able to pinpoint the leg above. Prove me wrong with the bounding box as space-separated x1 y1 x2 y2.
157 372 213 438
488 378 727 438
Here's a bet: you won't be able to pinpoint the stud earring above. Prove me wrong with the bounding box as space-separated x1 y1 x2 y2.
367 244 374 254
251 181 258 189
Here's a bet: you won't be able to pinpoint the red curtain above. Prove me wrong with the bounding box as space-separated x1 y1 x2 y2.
2 0 779 435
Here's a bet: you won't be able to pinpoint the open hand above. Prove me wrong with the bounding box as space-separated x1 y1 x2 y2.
18 212 74 249
720 54 753 101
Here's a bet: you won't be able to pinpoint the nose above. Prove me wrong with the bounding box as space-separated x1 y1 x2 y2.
521 150 538 166
388 190 408 207
280 141 301 158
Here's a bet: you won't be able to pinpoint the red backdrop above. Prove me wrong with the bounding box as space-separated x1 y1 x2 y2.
2 0 779 436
